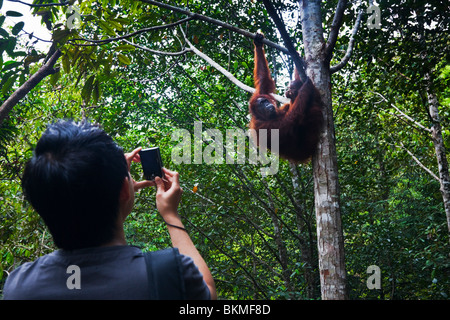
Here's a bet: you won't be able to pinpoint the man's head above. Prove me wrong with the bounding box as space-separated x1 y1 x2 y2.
22 120 129 250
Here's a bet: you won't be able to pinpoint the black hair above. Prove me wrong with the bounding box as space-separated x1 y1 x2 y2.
22 120 128 250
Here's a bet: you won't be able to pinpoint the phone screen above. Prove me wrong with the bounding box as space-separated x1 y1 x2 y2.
139 147 164 181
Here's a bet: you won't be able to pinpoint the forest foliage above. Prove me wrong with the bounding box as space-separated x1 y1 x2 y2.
0 0 449 299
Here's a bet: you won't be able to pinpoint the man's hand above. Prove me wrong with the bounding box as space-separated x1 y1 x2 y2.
154 168 183 222
124 147 154 192
153 168 217 299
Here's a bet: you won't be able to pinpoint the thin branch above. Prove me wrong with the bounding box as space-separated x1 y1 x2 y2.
397 142 439 182
374 92 432 133
375 56 412 81
261 0 307 82
68 17 193 46
0 49 61 127
330 0 363 73
184 36 252 93
177 65 243 124
123 39 191 56
143 58 181 84
138 0 290 55
20 28 53 43
180 209 268 299
183 185 216 205
325 0 348 58
233 166 303 243
180 28 289 105
6 0 69 7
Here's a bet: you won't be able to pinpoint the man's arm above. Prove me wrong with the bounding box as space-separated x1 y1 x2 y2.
154 169 217 300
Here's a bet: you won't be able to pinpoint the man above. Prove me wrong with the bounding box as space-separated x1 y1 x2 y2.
3 120 216 299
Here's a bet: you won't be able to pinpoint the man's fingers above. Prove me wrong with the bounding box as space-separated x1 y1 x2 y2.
134 180 154 191
127 147 142 161
162 167 177 177
125 147 142 170
162 168 180 185
132 154 141 162
154 176 165 193
172 171 180 184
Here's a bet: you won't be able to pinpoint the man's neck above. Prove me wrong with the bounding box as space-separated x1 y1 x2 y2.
101 227 127 247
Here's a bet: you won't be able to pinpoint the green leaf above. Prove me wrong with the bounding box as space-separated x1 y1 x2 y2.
92 80 100 104
0 70 14 85
98 20 116 36
11 21 24 36
84 14 97 22
52 29 71 43
5 11 23 17
2 61 21 72
114 44 135 52
81 75 95 103
1 75 17 95
108 20 123 31
117 54 131 65
49 69 61 86
0 15 5 28
10 50 26 58
62 53 70 73
0 39 8 56
111 17 130 25
0 27 8 38
24 52 46 66
5 37 16 56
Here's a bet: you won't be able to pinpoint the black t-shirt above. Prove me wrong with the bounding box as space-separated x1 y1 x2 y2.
3 245 210 300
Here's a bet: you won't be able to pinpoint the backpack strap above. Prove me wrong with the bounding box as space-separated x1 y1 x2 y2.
143 247 186 300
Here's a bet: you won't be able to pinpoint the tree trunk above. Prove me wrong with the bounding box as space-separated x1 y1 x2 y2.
289 163 319 299
426 75 450 235
0 49 61 127
300 0 348 299
265 186 294 294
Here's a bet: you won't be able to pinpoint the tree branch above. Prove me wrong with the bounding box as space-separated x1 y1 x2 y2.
374 92 432 133
330 0 363 73
180 208 268 299
325 0 348 59
0 49 61 127
68 17 193 46
137 0 291 55
397 142 439 182
123 39 191 56
180 28 289 105
261 0 307 82
20 28 53 43
6 0 69 7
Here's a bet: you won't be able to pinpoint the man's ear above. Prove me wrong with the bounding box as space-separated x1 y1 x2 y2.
119 176 131 202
